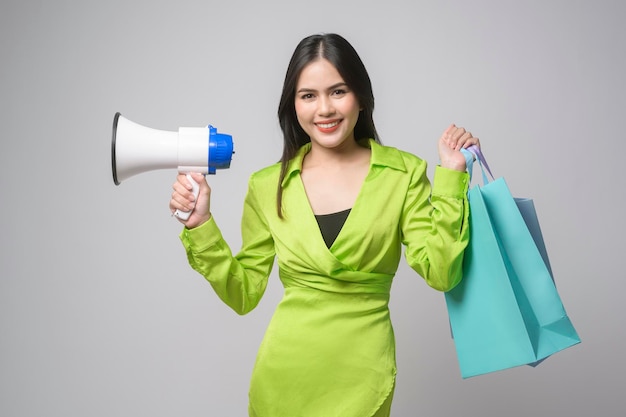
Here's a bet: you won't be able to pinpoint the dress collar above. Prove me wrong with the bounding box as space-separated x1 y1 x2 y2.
281 139 407 187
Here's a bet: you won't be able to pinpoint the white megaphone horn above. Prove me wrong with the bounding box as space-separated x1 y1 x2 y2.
111 112 234 220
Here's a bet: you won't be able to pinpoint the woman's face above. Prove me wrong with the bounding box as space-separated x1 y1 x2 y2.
294 58 361 151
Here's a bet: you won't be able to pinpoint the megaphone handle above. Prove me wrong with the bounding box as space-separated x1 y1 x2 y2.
173 173 200 221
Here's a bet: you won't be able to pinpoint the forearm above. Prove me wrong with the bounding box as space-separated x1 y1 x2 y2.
403 166 470 291
180 217 273 315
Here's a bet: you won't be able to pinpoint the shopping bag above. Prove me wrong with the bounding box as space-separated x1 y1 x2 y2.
516 197 554 281
515 196 554 368
445 147 580 378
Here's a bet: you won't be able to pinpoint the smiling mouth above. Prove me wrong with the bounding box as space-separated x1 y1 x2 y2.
315 120 342 132
317 120 340 128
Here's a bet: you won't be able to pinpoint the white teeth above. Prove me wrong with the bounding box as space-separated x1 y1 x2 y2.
318 121 339 129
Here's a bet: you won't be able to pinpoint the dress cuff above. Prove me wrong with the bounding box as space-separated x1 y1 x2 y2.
432 166 469 199
179 216 223 252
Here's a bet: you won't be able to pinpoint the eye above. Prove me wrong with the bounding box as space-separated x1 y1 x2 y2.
299 93 315 101
331 89 347 97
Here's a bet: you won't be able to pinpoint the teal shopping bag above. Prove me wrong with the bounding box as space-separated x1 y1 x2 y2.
445 148 580 378
515 197 554 368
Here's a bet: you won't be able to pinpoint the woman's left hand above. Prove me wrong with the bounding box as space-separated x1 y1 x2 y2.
438 124 481 172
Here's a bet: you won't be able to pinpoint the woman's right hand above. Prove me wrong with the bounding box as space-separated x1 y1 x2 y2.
438 124 480 172
169 172 212 228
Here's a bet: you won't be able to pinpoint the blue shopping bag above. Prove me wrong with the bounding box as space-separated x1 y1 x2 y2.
445 147 580 378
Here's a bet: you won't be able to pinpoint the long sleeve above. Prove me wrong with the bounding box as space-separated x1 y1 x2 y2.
401 164 470 291
180 178 276 315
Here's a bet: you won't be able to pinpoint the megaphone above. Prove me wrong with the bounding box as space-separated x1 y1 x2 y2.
111 112 234 219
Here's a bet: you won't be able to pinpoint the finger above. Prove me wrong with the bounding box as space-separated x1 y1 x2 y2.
444 126 465 149
176 172 205 193
172 181 195 202
462 137 480 149
441 124 456 143
455 131 473 150
189 172 206 184
171 183 197 212
451 127 467 142
444 123 456 136
170 192 195 212
174 173 192 191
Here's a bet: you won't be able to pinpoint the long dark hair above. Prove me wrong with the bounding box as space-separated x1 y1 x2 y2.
276 33 380 217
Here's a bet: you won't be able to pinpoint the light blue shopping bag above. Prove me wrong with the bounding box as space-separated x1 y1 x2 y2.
445 147 580 378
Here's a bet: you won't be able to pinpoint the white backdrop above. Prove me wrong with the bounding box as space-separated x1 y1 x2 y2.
1 0 624 416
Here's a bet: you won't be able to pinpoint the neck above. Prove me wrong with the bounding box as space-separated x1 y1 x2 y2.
305 139 369 168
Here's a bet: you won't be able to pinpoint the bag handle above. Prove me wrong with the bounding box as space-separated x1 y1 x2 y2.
461 145 494 185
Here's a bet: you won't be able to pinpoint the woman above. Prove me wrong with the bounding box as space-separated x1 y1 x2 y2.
170 33 479 417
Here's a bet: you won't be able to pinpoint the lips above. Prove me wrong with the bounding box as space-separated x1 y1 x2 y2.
315 119 342 133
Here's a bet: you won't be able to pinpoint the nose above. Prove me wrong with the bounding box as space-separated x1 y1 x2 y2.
317 95 335 116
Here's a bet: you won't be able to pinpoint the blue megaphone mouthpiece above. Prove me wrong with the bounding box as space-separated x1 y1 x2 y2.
208 125 234 174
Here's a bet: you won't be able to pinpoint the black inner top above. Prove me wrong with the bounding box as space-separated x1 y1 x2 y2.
314 208 351 248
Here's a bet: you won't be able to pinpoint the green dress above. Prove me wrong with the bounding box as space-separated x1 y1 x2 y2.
180 140 470 416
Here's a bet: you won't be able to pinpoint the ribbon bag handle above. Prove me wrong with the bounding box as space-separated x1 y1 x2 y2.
461 144 494 185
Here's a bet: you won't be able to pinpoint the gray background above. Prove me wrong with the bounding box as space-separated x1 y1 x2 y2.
1 0 624 415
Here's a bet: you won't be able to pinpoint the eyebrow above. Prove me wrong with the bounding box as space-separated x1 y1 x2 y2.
296 82 349 94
